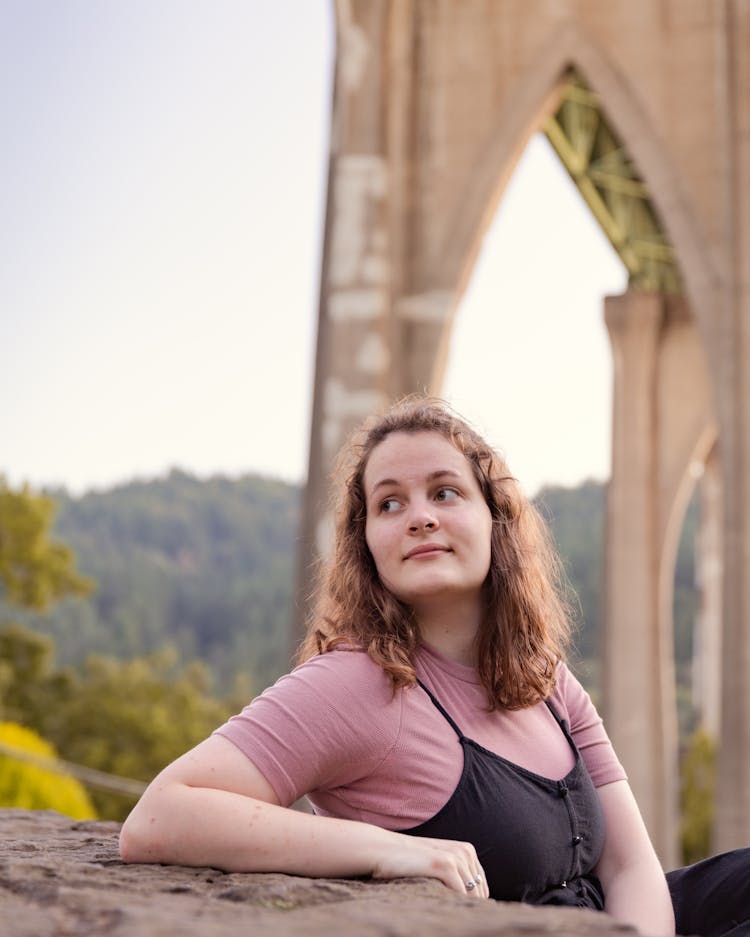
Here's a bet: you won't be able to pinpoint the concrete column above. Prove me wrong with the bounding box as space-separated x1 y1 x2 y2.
603 291 679 867
295 1 395 646
393 290 457 395
692 448 723 738
714 0 750 854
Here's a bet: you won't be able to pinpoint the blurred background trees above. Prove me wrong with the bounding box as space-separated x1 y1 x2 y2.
0 479 234 820
0 481 93 609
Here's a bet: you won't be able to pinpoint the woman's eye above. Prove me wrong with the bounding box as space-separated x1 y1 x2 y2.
435 487 459 502
380 498 400 513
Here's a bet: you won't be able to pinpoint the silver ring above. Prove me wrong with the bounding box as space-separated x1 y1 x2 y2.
474 874 482 883
465 879 477 890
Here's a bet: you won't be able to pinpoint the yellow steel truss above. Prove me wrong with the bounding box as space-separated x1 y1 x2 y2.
544 71 683 294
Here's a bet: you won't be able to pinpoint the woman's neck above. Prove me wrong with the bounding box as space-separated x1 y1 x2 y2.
415 597 481 666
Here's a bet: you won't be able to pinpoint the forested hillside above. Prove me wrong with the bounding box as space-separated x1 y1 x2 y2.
1 471 698 705
537 481 698 708
0 470 300 696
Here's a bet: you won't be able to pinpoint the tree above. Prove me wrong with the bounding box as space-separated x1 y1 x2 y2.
0 479 93 609
0 479 241 820
680 728 716 863
49 650 231 819
0 625 232 820
11 470 299 690
0 623 76 737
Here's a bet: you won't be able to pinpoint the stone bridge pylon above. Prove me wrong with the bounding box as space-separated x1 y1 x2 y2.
297 0 750 865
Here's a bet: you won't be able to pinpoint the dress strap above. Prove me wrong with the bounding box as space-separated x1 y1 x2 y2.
416 679 464 740
544 697 565 727
544 699 578 758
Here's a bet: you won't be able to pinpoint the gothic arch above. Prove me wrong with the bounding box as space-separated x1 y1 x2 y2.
657 422 718 683
435 16 722 392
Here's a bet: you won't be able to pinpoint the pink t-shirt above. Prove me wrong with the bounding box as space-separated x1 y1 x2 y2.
215 643 626 829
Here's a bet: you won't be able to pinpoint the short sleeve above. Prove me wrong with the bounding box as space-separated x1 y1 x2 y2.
213 650 403 806
552 663 627 788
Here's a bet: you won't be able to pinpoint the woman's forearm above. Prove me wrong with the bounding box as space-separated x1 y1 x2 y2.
120 780 395 876
603 862 675 937
119 779 489 897
594 781 675 937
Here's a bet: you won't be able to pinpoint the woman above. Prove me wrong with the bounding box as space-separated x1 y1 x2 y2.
120 398 747 937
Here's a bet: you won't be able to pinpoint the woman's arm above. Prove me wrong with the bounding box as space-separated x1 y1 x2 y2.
119 734 488 898
594 780 675 936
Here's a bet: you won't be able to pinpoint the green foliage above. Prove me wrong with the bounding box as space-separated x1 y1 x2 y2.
0 480 93 609
50 650 231 819
0 721 96 819
0 477 240 821
673 488 699 705
535 481 699 702
0 623 77 736
0 623 231 819
535 480 605 663
4 470 299 690
680 728 716 864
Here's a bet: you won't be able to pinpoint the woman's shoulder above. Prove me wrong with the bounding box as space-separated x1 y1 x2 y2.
238 648 400 726
550 661 598 725
215 648 405 808
287 647 395 701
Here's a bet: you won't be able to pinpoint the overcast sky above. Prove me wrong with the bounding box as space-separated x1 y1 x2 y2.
1 1 627 498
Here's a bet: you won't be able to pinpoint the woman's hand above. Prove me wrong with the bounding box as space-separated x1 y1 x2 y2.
372 833 489 899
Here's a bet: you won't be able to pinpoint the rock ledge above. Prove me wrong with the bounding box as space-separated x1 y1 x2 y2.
0 809 635 936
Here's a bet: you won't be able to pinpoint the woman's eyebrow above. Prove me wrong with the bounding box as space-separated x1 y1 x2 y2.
369 469 461 495
370 477 399 495
426 469 462 483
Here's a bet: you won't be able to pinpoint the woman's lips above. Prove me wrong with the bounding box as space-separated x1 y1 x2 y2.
404 543 451 560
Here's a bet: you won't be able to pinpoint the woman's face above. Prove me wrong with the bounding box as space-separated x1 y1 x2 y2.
363 430 493 618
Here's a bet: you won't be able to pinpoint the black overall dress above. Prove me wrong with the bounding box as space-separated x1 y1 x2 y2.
400 680 750 935
401 680 606 907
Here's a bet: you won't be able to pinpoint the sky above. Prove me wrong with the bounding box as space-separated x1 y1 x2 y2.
0 1 627 498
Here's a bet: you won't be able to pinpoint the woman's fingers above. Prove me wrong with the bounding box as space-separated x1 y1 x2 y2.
458 859 488 899
445 846 485 898
423 848 485 898
460 864 488 899
377 834 489 899
467 869 489 899
419 837 488 898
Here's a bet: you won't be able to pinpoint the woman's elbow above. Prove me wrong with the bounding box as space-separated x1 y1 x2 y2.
119 807 156 863
119 814 146 863
119 791 173 864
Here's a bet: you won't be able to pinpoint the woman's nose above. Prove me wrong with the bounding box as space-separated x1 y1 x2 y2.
407 503 439 532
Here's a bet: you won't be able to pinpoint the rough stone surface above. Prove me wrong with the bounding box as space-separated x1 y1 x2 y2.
0 809 637 936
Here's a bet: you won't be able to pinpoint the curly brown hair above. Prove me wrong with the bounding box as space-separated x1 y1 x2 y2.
297 397 572 709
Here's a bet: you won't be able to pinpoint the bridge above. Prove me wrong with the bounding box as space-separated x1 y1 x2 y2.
298 0 750 865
